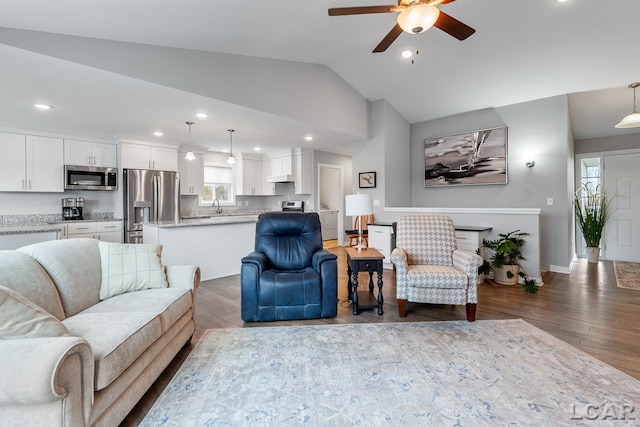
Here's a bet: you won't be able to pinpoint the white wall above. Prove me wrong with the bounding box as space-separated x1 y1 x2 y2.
575 133 640 154
0 27 369 139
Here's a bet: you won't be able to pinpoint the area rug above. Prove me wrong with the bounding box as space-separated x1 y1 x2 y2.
141 320 640 426
614 260 640 290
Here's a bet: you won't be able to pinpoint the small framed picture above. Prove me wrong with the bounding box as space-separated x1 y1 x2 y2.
359 172 376 188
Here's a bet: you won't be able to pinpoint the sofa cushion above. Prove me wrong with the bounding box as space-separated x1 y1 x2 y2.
0 251 65 320
98 242 168 300
18 239 102 317
407 265 469 289
0 284 70 339
82 288 192 334
63 312 161 390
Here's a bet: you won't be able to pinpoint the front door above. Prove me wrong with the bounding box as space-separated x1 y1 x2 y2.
603 153 640 262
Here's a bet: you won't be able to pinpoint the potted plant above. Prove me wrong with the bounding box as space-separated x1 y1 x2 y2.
574 183 614 263
482 230 539 293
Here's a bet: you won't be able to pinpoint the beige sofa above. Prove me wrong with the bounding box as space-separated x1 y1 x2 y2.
0 238 200 426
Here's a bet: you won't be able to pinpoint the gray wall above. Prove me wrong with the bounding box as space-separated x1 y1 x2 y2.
575 133 640 154
409 95 574 271
353 99 411 221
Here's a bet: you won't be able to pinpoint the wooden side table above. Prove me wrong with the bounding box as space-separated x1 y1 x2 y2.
346 247 385 315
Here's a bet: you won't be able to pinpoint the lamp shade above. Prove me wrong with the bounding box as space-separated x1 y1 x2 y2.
345 194 373 216
397 4 440 34
615 112 640 129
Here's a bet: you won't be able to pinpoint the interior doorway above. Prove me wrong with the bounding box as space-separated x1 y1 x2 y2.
317 164 344 245
576 150 640 262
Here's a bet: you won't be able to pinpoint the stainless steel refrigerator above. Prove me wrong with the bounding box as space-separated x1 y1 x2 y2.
123 169 180 243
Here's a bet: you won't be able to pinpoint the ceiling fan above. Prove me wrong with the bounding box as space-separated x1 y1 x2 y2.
328 0 475 53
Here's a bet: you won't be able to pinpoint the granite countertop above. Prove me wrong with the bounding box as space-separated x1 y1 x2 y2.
147 214 259 228
0 225 65 236
0 218 123 235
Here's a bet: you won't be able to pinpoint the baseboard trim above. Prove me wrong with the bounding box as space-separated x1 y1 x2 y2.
549 264 572 274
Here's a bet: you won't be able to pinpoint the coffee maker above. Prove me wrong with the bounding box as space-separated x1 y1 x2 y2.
62 197 84 220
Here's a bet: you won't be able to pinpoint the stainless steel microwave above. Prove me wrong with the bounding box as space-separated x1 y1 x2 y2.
64 165 117 190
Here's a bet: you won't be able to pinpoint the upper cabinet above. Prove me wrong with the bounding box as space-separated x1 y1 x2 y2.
236 155 264 196
294 148 313 195
179 152 204 196
64 139 117 168
120 142 178 172
0 132 64 192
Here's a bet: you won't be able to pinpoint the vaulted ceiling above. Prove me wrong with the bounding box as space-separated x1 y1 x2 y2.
1 0 639 155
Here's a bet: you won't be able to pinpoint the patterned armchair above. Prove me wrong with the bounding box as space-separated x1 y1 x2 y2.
241 212 338 322
390 215 483 321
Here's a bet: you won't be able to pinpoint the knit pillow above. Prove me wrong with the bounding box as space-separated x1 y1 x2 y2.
98 242 168 300
0 285 70 339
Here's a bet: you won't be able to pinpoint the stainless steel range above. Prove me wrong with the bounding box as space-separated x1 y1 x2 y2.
281 201 304 212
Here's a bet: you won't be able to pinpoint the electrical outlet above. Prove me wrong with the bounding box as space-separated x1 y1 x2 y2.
547 198 553 206
373 199 380 206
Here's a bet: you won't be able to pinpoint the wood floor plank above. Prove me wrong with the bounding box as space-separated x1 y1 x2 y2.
120 247 640 425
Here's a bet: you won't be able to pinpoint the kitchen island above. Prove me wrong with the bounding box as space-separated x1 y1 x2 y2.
143 215 259 280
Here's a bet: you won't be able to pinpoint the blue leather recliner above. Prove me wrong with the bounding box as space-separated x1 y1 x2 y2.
241 212 338 322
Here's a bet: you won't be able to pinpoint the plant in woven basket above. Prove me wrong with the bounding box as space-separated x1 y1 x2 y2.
482 230 539 293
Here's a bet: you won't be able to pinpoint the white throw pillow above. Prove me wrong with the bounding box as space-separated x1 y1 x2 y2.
98 242 168 300
0 284 71 339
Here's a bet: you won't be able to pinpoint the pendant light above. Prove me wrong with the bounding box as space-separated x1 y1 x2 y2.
184 121 196 160
226 129 236 165
615 82 640 129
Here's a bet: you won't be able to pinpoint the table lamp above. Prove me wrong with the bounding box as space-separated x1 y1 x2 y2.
345 193 373 251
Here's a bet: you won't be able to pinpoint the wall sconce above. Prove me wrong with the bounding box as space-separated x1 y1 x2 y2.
525 160 535 168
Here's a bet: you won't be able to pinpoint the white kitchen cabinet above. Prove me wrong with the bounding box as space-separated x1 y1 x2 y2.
64 139 117 168
66 221 122 242
294 148 313 195
238 157 263 196
271 154 292 178
319 211 338 240
0 132 64 192
454 226 492 284
120 143 178 171
368 224 395 270
179 152 204 195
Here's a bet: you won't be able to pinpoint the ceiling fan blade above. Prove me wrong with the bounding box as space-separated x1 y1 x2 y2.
373 23 403 53
434 11 475 40
328 5 402 16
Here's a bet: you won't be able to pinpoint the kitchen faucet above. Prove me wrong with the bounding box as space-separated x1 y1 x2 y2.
212 198 222 214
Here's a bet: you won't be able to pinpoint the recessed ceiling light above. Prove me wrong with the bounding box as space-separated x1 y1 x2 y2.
254 147 261 151
222 149 229 153
153 131 164 137
196 112 208 119
34 103 53 110
401 50 413 59
556 0 568 2
304 135 314 141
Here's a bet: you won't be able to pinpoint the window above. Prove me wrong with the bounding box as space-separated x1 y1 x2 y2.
201 165 233 205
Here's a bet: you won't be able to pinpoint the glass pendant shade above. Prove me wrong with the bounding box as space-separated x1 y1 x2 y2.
184 121 195 161
615 112 640 128
397 4 440 34
615 83 640 128
226 129 236 164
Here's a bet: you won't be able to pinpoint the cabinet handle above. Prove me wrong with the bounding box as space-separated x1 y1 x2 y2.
103 225 116 229
22 179 25 189
76 227 90 230
28 179 32 189
457 236 468 240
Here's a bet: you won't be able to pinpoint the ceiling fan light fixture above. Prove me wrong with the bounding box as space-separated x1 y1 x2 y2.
615 82 640 129
397 4 440 35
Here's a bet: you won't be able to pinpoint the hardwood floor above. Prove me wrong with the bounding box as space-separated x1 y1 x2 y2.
121 247 640 425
